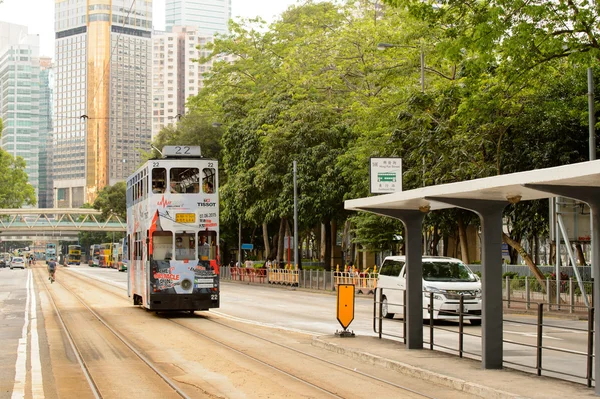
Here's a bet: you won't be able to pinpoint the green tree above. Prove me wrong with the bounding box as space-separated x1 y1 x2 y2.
150 113 224 160
0 152 36 208
93 182 126 221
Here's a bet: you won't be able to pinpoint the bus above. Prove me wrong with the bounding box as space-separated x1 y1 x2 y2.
100 243 114 268
67 245 82 265
89 244 101 266
46 243 57 261
127 145 220 312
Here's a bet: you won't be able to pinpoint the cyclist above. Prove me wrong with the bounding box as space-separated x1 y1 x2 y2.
48 259 57 283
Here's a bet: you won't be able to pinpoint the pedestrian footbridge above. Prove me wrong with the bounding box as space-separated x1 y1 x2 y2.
0 208 126 238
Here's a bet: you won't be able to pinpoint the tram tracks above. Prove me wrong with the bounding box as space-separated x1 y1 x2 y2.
59 268 464 399
38 268 190 399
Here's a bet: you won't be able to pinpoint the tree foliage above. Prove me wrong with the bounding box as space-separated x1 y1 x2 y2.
92 182 126 221
162 0 599 262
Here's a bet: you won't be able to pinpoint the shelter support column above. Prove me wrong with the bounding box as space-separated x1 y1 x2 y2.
426 197 506 369
367 208 425 349
525 184 600 395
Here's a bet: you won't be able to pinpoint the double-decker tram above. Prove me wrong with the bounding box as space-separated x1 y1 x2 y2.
126 145 220 312
89 244 101 266
45 243 57 261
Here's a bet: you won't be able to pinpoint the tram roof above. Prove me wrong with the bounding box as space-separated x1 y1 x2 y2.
345 160 600 213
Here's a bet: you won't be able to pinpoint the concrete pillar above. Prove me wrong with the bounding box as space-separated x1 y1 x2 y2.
365 208 425 349
426 197 506 369
525 184 600 394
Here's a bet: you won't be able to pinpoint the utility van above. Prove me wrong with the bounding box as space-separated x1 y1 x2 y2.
377 256 482 325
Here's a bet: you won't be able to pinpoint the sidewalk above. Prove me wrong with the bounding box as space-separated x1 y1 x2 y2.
312 335 595 399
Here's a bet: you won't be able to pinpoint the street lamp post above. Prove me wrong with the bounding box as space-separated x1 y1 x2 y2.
377 42 425 93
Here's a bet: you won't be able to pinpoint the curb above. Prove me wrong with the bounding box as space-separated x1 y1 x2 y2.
311 337 528 399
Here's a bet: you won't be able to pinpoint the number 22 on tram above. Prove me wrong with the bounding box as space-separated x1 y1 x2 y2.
126 145 220 312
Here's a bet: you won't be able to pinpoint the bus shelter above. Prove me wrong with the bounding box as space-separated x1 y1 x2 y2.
345 160 600 393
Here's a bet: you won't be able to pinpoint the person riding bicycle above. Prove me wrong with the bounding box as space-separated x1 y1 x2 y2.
48 259 57 282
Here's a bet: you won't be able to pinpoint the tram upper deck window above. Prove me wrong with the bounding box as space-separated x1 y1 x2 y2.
152 168 166 194
202 168 215 194
170 167 199 194
152 232 173 261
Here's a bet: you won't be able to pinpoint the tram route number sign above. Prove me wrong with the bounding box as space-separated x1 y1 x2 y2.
176 213 196 223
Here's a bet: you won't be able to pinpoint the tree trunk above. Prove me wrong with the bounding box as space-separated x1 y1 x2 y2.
550 242 556 265
262 222 270 260
442 234 449 257
457 216 470 264
431 224 440 256
576 243 586 265
320 219 332 270
320 223 326 266
284 219 291 265
330 219 337 269
503 232 547 291
342 219 351 264
276 218 286 265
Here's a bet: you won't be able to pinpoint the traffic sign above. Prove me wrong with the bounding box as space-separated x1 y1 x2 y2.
241 243 253 250
336 284 355 329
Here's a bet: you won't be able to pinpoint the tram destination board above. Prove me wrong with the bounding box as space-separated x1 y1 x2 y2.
176 213 196 223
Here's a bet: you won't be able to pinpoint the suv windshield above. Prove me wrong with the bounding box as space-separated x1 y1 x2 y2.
422 261 477 282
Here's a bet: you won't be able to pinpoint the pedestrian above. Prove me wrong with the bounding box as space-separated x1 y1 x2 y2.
48 259 57 283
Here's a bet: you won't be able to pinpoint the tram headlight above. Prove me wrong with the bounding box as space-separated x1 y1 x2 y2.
181 278 193 291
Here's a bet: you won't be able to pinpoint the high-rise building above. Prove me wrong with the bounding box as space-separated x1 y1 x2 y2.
165 0 231 34
0 22 41 201
38 57 53 208
151 26 234 138
54 0 152 207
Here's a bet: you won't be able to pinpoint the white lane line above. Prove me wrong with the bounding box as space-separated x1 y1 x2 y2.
211 311 320 336
12 269 31 399
30 270 44 398
504 330 563 341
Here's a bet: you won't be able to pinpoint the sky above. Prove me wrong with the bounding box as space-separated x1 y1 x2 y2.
0 0 300 58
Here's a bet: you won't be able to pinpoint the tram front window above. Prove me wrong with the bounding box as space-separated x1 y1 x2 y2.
152 232 173 261
170 168 199 194
198 231 217 260
175 232 196 260
152 168 166 194
203 168 215 194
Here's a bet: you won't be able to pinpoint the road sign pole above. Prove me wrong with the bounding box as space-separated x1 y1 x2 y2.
293 160 298 270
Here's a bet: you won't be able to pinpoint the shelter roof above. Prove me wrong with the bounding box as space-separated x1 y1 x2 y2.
345 160 600 213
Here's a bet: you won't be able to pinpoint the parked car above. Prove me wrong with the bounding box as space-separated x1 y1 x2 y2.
117 259 128 272
9 256 26 270
377 255 482 325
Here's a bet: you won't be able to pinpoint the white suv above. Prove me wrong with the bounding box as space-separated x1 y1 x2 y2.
377 256 482 325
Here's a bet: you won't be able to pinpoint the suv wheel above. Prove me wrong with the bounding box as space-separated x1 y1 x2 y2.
382 296 395 319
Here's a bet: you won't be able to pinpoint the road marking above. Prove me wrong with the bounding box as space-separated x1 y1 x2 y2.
504 330 563 341
211 311 320 336
12 270 31 399
30 270 44 397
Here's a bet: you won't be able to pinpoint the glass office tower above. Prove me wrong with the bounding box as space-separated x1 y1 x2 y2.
54 0 152 206
166 0 231 34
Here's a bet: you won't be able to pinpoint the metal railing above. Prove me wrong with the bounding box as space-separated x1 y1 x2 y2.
503 276 593 313
373 287 595 388
221 267 379 293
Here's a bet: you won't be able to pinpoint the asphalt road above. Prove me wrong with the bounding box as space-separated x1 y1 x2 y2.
56 264 597 384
